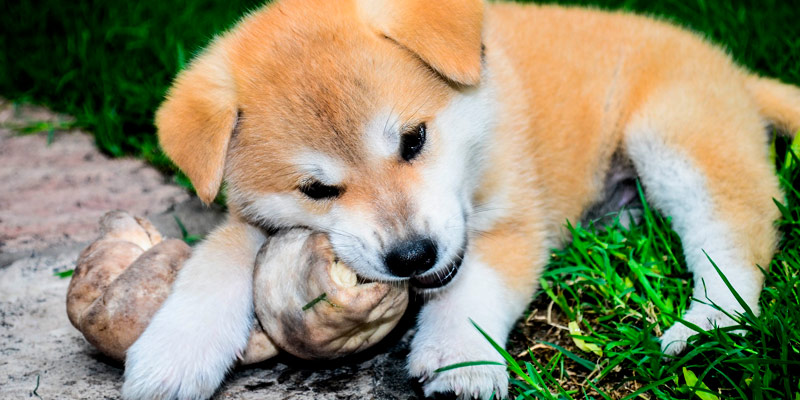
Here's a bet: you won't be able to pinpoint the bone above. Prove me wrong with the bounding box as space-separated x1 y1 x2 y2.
66 212 409 364
330 260 358 288
253 230 409 359
67 211 188 360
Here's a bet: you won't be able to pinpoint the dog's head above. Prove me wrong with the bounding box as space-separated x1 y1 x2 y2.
156 0 494 289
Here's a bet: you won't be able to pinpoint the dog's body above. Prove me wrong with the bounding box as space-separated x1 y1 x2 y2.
122 1 800 398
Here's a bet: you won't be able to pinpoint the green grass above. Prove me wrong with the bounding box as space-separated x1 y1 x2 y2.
2 0 799 399
0 0 262 170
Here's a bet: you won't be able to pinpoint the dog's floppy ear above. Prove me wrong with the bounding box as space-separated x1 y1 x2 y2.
156 40 237 204
358 0 484 86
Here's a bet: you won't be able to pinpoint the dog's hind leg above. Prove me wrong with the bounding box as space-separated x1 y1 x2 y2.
624 83 782 355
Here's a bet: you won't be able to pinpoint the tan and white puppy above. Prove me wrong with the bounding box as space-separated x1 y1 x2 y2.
122 0 800 399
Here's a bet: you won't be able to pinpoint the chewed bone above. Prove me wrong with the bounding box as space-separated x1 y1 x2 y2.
66 211 409 364
254 230 408 359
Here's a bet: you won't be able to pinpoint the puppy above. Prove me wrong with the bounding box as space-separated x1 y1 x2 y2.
122 0 800 398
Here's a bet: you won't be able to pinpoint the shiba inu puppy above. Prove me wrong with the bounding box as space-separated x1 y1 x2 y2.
121 0 800 398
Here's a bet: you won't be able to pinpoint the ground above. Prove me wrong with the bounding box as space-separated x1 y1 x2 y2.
0 101 418 399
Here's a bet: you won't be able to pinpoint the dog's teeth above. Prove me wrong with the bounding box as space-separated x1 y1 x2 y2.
330 260 358 288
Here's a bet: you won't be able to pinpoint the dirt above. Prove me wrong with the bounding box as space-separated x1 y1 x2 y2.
0 100 418 399
0 100 190 257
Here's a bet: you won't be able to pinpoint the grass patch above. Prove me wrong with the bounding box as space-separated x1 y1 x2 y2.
173 216 203 245
53 269 75 279
0 0 262 170
503 138 800 399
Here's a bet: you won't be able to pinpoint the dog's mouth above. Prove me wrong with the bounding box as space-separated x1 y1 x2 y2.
409 247 466 290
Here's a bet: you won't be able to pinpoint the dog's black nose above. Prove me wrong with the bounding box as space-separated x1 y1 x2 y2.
385 238 438 277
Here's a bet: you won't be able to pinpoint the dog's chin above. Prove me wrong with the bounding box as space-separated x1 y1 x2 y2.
410 246 466 290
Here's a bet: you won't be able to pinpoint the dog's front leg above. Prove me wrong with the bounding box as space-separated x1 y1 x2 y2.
122 218 266 400
409 228 546 399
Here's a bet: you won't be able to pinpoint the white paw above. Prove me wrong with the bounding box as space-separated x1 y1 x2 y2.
122 325 234 400
121 281 253 400
660 305 742 356
408 336 508 399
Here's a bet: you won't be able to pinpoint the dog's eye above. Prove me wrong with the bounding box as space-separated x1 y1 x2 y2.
299 181 342 200
400 123 426 162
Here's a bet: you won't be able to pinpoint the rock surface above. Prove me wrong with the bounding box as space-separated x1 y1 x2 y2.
0 100 419 399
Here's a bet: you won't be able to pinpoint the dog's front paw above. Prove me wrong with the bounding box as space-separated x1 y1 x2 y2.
408 338 508 399
121 291 250 400
660 305 743 356
119 220 260 399
122 329 231 400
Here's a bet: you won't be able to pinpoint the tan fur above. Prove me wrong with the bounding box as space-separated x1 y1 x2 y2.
166 0 459 226
746 76 800 134
146 1 800 397
154 0 800 339
479 4 797 289
357 0 484 85
156 40 237 204
157 1 800 261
